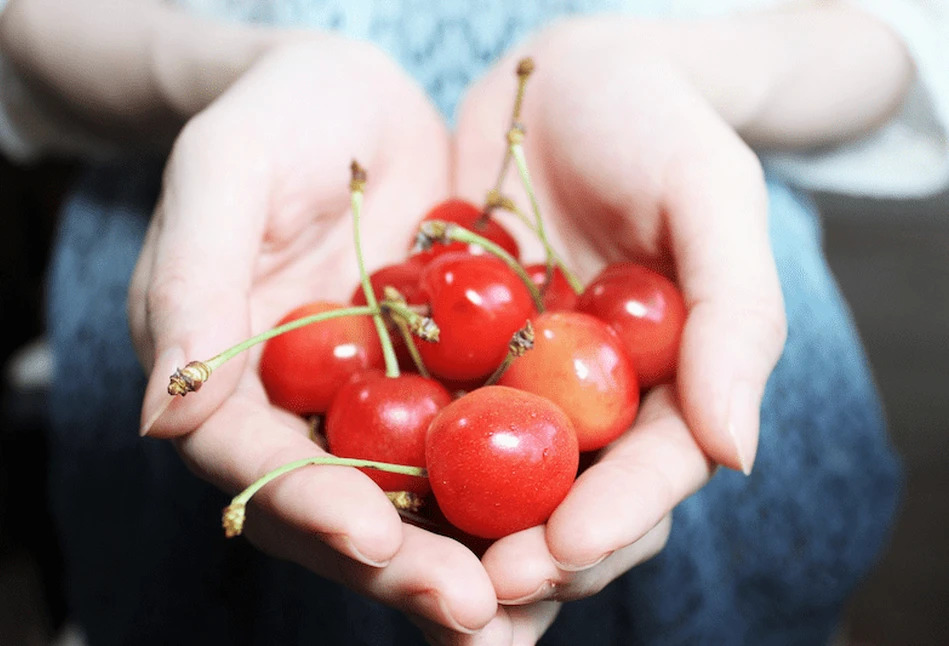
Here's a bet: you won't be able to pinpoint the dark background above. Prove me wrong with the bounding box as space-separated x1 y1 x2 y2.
1 156 947 645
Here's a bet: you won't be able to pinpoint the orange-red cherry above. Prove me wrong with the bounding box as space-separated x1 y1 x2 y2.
498 310 639 452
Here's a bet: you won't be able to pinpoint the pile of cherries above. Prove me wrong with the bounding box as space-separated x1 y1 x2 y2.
164 58 687 543
256 194 686 540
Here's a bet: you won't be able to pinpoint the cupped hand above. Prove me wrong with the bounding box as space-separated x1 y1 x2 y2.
128 37 496 636
448 17 786 642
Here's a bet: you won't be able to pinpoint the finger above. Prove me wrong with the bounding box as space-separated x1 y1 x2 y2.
248 520 497 636
174 373 405 567
662 124 787 473
139 114 272 438
545 386 713 570
414 602 561 646
128 213 161 372
482 516 670 607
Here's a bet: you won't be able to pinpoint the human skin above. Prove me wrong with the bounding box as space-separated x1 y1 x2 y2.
0 1 912 643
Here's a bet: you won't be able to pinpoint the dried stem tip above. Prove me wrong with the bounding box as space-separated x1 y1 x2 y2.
167 360 212 397
516 57 535 78
350 160 367 193
222 502 247 538
413 220 451 251
509 320 535 357
386 491 425 513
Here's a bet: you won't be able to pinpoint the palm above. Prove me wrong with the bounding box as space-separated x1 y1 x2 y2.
448 24 782 641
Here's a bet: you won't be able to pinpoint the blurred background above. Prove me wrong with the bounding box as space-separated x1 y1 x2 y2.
0 156 947 645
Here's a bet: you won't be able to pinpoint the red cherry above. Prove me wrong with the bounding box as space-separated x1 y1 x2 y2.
577 263 686 387
426 386 579 539
349 258 425 306
498 310 639 452
325 371 451 494
415 252 536 382
410 199 520 265
524 263 578 311
259 301 384 414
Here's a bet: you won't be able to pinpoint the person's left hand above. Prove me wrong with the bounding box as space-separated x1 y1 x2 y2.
438 16 785 642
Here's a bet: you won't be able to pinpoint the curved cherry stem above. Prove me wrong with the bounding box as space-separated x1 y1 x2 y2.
350 161 400 378
486 58 535 208
222 455 428 538
506 127 584 296
418 220 545 312
163 305 379 401
483 320 535 386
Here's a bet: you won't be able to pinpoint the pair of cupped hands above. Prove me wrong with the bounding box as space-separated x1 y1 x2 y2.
129 19 786 646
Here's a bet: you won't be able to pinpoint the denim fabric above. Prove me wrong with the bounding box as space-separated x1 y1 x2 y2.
45 160 900 645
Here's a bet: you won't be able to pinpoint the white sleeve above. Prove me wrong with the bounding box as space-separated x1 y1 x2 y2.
760 0 949 198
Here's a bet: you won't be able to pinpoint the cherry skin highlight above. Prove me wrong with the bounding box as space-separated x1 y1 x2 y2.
426 386 579 539
524 263 578 311
259 301 384 415
415 252 536 382
325 371 451 494
578 262 686 387
410 199 520 265
498 310 639 452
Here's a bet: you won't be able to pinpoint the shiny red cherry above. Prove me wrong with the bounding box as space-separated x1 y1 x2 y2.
259 301 384 414
524 263 578 311
426 386 579 539
325 371 451 494
577 263 686 387
415 252 536 382
349 258 425 306
410 199 520 265
498 310 639 452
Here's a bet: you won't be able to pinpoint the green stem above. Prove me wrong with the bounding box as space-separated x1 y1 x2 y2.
508 140 585 296
206 306 377 371
351 178 400 378
435 223 545 313
223 455 427 538
487 59 535 204
393 318 431 379
482 354 515 387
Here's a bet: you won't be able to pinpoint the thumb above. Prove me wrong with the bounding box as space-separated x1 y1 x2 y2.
666 140 786 474
138 120 268 438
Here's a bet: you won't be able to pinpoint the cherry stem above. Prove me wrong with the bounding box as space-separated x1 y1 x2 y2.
507 127 584 296
483 320 535 386
222 455 428 538
164 305 379 399
419 220 545 312
393 318 431 378
350 161 400 378
488 58 536 203
207 306 376 372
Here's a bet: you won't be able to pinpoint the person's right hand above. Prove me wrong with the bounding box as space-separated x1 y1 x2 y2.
128 37 498 638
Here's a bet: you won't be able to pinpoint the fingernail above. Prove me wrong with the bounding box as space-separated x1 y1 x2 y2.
334 534 391 568
728 381 761 476
552 550 612 573
140 346 184 436
410 591 478 635
499 580 555 605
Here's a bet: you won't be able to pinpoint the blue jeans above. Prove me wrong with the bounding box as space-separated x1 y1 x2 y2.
46 161 900 645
